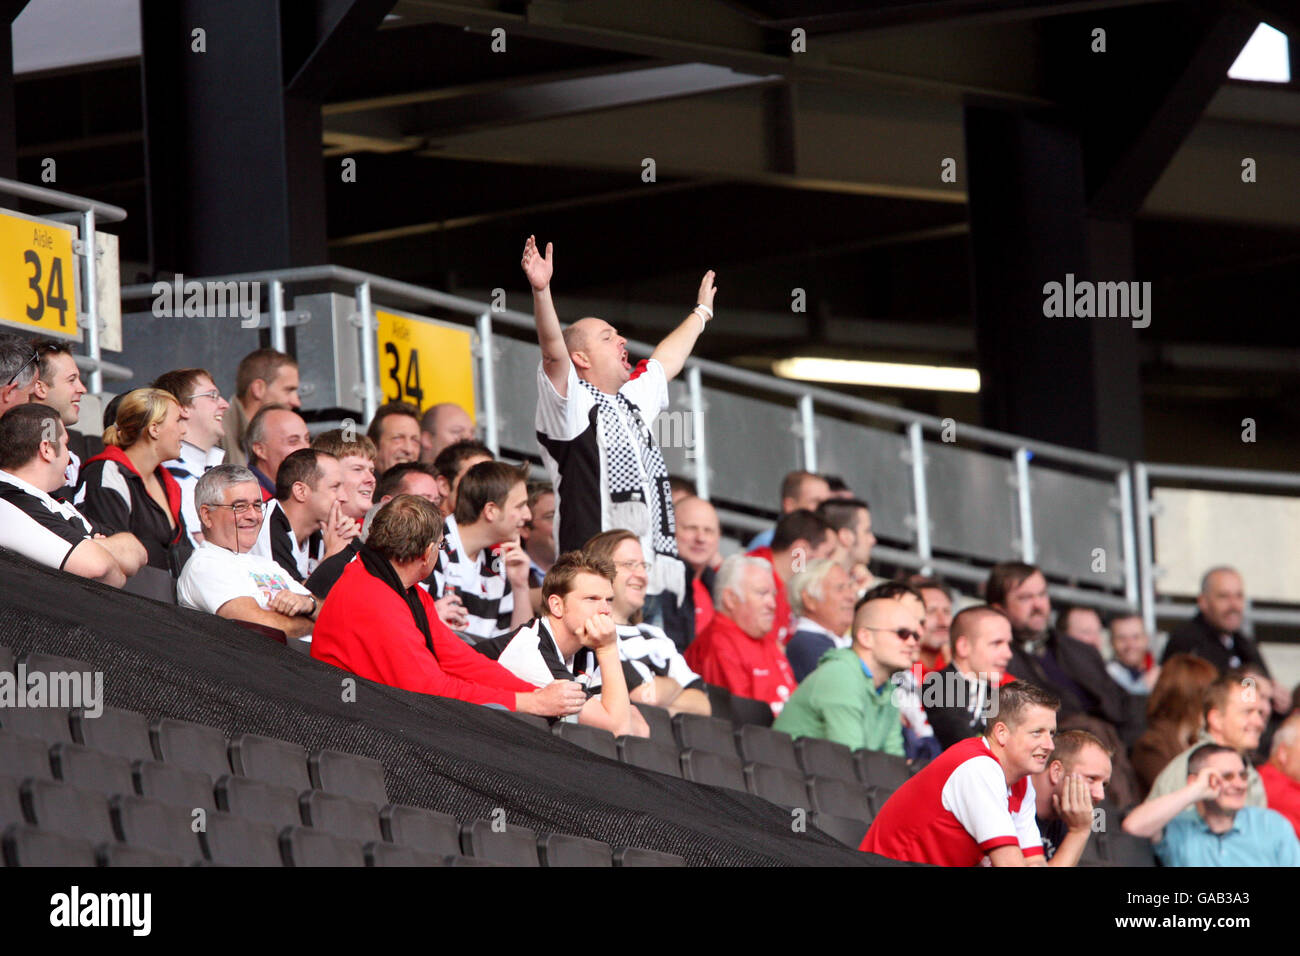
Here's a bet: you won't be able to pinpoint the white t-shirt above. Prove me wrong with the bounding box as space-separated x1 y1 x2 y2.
177 540 312 616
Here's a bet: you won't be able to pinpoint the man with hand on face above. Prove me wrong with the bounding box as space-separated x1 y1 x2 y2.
475 551 647 736
311 429 377 542
1122 743 1300 866
255 449 350 583
1030 729 1112 866
861 681 1060 866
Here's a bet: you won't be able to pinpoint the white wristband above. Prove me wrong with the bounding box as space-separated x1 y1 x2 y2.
695 303 713 319
693 309 707 334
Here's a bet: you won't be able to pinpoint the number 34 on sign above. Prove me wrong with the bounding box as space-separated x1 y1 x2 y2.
0 208 80 339
374 308 476 417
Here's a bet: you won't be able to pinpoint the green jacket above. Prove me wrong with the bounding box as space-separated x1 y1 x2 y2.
773 647 904 756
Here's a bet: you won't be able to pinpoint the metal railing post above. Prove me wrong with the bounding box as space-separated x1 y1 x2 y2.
477 311 499 455
354 281 378 424
1134 462 1156 637
799 394 817 473
908 421 932 568
688 364 709 500
1118 468 1138 609
1014 448 1035 564
268 279 286 354
79 209 101 393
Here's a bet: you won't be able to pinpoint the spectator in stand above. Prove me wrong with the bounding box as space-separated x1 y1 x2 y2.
823 474 854 499
784 559 855 682
374 461 441 507
987 561 1140 745
418 402 476 464
749 508 836 649
0 333 40 419
1146 669 1271 808
907 575 953 677
77 388 192 577
312 494 584 719
255 449 350 583
861 681 1060 866
177 465 319 638
523 235 708 651
153 368 229 546
29 340 88 489
1106 611 1159 695
746 470 832 550
475 550 645 736
222 349 300 467
429 460 533 640
1259 713 1300 839
1029 729 1111 865
1130 654 1219 795
923 605 1014 749
684 555 795 716
816 498 875 576
0 404 145 586
522 481 556 613
668 475 696 506
311 429 377 537
675 494 721 643
244 404 310 502
1122 743 1300 866
431 438 493 518
774 581 924 755
368 401 422 475
584 529 710 716
1163 566 1290 714
1056 604 1104 652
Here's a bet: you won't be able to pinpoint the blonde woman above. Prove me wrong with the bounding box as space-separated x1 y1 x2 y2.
76 387 192 575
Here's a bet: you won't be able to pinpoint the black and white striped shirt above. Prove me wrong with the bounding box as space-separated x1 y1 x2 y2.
430 515 514 641
0 470 107 571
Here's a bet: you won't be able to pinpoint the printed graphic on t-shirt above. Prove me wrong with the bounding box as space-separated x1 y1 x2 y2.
251 571 293 605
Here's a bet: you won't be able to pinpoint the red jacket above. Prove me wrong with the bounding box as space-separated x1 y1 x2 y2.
312 558 536 709
692 576 714 638
747 546 793 650
684 612 796 716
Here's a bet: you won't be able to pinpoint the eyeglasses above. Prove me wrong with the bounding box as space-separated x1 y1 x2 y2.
614 560 650 573
861 625 922 643
186 388 223 403
208 499 265 516
1215 770 1250 783
5 348 39 388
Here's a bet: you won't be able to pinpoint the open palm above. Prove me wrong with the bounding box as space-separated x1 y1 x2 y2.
521 235 553 291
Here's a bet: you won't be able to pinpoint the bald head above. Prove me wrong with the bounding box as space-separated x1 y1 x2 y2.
1198 566 1245 634
563 317 629 394
419 402 476 463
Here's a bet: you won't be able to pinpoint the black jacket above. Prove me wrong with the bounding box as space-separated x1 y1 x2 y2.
1162 611 1270 677
74 447 192 577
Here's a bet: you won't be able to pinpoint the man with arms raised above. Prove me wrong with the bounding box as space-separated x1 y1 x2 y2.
1030 729 1111 865
523 234 713 649
862 681 1060 866
153 367 229 544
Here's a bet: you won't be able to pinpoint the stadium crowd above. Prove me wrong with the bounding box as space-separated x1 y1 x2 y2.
0 234 1297 867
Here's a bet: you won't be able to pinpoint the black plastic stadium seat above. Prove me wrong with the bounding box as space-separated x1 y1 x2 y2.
380 804 463 856
0 645 13 674
0 775 24 827
150 718 230 778
98 843 185 867
49 742 135 796
679 748 747 792
854 749 912 792
672 713 739 757
214 775 301 829
727 694 776 728
744 762 809 809
228 733 312 791
811 811 871 848
616 735 682 777
445 854 501 867
364 841 456 867
794 737 858 782
110 795 205 864
200 813 282 866
20 778 116 844
507 711 551 731
460 819 540 867
280 826 365 867
299 790 382 843
2 824 97 867
806 775 876 822
133 761 216 812
613 846 686 867
71 706 155 762
1104 830 1157 867
735 724 800 772
553 721 619 760
537 832 613 867
308 750 388 807
0 705 72 743
19 650 94 678
0 731 55 780
634 704 673 742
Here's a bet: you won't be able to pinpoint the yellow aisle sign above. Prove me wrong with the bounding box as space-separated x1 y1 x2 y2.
374 309 476 416
0 208 81 340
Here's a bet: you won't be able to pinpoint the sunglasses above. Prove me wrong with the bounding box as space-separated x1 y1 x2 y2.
5 348 39 388
862 625 922 643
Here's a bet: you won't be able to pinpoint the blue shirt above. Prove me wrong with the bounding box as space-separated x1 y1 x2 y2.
745 527 774 551
1155 806 1300 867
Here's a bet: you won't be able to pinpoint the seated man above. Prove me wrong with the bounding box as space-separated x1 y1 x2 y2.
1122 743 1300 866
1146 669 1270 808
815 497 875 574
311 494 584 717
861 682 1060 866
431 438 493 518
1055 603 1104 651
368 401 422 475
1106 611 1159 695
522 481 556 606
311 429 377 536
924 605 1015 749
747 508 835 649
419 401 475 463
1030 729 1111 865
1259 713 1300 838
29 339 88 490
177 465 319 638
784 559 855 682
245 403 310 501
0 404 146 586
675 494 721 640
774 581 924 756
908 576 953 677
256 448 350 582
430 460 533 640
153 367 229 545
684 554 796 716
474 550 645 736
746 470 831 550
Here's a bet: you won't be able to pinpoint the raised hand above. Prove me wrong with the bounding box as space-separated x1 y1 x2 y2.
579 612 617 650
1053 773 1094 833
521 235 554 292
499 540 532 590
696 269 718 311
435 590 469 629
